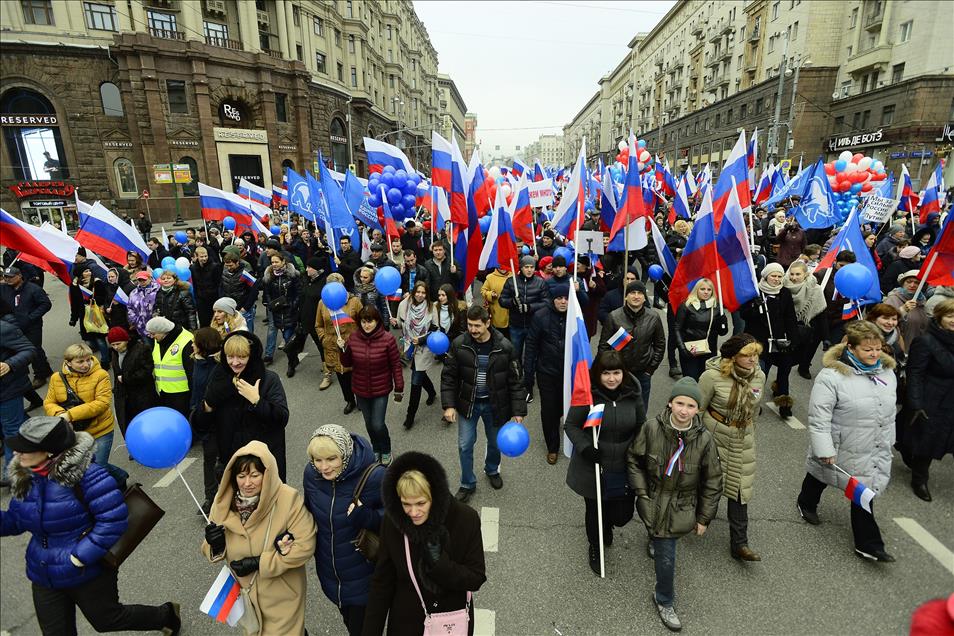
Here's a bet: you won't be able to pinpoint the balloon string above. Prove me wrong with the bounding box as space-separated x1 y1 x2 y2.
177 464 210 524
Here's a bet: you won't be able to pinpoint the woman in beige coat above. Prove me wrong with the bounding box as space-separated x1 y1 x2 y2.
315 272 362 414
698 334 766 562
202 441 316 635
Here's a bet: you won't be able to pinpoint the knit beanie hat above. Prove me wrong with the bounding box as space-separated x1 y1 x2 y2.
552 255 567 268
106 326 130 344
307 257 324 270
311 424 354 476
761 262 785 279
669 376 702 406
720 333 757 359
550 282 570 299
626 280 648 297
519 255 536 267
212 297 238 315
145 316 175 334
898 246 921 260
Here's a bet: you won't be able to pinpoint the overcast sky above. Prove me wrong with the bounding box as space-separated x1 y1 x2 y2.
413 0 676 159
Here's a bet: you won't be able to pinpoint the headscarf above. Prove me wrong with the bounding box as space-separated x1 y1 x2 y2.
311 424 354 477
783 267 827 323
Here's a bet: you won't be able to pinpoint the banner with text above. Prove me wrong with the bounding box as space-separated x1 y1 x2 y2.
861 195 897 224
528 178 554 207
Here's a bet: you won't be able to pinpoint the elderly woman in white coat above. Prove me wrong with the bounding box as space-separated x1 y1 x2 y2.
796 320 897 563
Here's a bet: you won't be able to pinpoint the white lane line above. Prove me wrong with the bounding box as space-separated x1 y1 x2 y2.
480 507 499 552
764 401 806 430
894 517 954 577
153 457 196 488
474 609 496 636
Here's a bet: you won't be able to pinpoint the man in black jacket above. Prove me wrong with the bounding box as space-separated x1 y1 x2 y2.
219 252 260 335
441 305 527 503
1 297 36 486
334 236 364 292
498 255 550 399
1 266 53 393
285 256 328 378
423 241 459 298
524 284 568 464
399 249 430 299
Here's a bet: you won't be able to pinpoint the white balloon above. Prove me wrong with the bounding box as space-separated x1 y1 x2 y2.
639 150 651 163
618 140 627 151
637 161 645 171
175 257 190 270
873 160 884 172
844 163 859 173
858 157 872 170
839 150 853 163
501 184 512 197
488 166 501 180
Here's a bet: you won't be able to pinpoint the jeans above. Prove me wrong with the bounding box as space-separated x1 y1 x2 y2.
797 472 885 552
1 397 26 475
85 335 109 367
32 567 170 635
355 395 391 455
91 432 129 486
760 353 793 396
509 326 527 374
264 320 296 359
635 372 652 409
652 537 678 607
241 305 256 336
457 399 500 490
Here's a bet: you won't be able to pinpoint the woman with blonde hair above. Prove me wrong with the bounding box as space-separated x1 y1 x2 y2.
674 278 728 380
783 260 828 378
397 280 438 430
698 334 766 561
210 297 248 337
315 272 361 412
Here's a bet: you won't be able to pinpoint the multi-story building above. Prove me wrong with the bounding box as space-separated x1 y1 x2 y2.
564 0 953 186
437 73 467 144
463 111 477 162
1 0 465 225
523 133 564 167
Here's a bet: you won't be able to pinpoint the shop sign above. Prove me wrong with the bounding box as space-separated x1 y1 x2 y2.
103 140 133 149
889 151 907 159
0 114 58 126
169 139 200 147
330 135 348 144
220 102 243 123
26 199 67 208
910 150 934 158
172 163 192 183
153 164 173 183
9 181 74 198
826 128 886 152
213 127 267 143
278 144 297 152
936 123 954 143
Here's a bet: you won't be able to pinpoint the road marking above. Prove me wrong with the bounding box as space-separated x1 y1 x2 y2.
474 609 495 636
894 517 954 577
480 507 499 552
153 457 196 488
764 401 806 430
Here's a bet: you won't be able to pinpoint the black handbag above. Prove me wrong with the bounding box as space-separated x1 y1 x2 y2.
77 482 165 568
351 463 383 562
59 372 94 431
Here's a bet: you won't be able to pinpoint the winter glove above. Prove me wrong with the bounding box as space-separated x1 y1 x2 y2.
205 523 226 556
347 502 375 529
425 539 442 563
229 556 260 577
822 340 832 351
909 409 929 427
580 445 601 463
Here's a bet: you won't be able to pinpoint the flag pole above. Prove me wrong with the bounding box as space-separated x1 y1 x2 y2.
529 209 538 255
448 222 455 264
592 425 606 578
177 465 210 524
912 251 936 300
510 258 521 304
429 192 435 247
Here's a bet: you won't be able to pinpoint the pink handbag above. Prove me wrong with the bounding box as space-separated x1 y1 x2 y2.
404 534 472 636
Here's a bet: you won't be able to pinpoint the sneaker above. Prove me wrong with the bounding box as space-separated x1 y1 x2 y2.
380 453 392 466
374 452 381 463
855 548 895 563
654 595 682 632
647 539 655 559
487 473 503 490
796 501 820 525
319 373 332 390
455 487 475 503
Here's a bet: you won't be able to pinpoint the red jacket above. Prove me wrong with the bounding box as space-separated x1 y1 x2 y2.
342 325 404 398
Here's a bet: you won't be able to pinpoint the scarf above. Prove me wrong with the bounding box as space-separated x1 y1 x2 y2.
758 277 782 295
436 304 452 332
403 299 429 341
30 459 53 477
233 492 260 524
880 327 899 348
893 286 926 303
725 363 759 426
784 275 826 323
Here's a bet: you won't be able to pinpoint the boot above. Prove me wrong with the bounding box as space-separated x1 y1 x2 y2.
423 376 437 406
588 544 601 575
319 371 333 390
404 385 422 429
775 395 794 419
285 351 299 378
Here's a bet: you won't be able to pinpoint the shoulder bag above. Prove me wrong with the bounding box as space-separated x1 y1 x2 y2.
59 372 94 431
76 482 165 569
404 534 472 636
684 304 715 356
351 463 383 561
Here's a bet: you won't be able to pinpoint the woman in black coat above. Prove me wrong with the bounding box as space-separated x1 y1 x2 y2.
68 267 110 366
564 350 647 575
103 268 128 329
195 330 290 481
674 277 728 381
190 246 222 327
898 299 954 502
363 451 486 636
740 262 799 418
105 327 156 436
152 270 197 331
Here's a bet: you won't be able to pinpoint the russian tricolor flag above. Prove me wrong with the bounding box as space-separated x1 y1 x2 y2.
918 165 942 224
509 173 534 245
0 208 72 284
79 285 93 301
449 136 469 227
532 161 546 183
606 326 633 351
746 128 758 192
431 132 454 192
753 164 776 206
841 301 858 320
272 183 288 208
711 131 752 230
668 188 720 311
512 159 527 179
562 285 593 418
843 475 876 513
551 141 588 242
583 403 605 429
650 220 678 278
199 183 254 232
609 134 648 243
112 287 129 306
478 188 518 271
331 310 355 326
73 194 150 265
364 137 415 175
897 164 920 213
199 566 246 626
240 270 256 286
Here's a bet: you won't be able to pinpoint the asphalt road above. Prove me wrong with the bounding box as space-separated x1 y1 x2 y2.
2 286 952 635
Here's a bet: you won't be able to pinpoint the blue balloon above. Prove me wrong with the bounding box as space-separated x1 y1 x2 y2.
374 266 401 296
387 187 403 205
648 264 665 281
497 421 530 457
850 183 863 194
834 159 848 172
126 406 192 469
174 231 187 243
409 173 422 185
369 192 382 208
176 266 191 281
426 331 450 355
161 256 176 269
402 194 417 210
382 165 396 175
478 215 492 234
393 169 408 182
521 245 530 255
321 281 348 311
270 225 281 235
637 139 647 150
368 177 380 189
834 262 873 300
391 203 405 218
553 246 573 263
380 173 395 188
402 180 418 196
152 267 163 279
222 216 237 231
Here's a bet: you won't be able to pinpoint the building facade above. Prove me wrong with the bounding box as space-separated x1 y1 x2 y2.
523 133 564 167
1 0 464 225
463 111 477 162
563 0 953 187
437 73 467 144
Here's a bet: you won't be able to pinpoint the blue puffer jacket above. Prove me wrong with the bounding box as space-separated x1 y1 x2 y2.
0 432 128 589
302 435 384 607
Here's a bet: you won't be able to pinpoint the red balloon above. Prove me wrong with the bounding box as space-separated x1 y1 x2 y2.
851 153 864 163
828 176 839 187
861 182 873 192
851 171 867 183
837 180 852 192
824 163 836 175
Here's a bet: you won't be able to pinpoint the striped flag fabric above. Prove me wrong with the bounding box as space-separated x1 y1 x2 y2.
844 475 876 513
841 301 858 320
240 270 256 286
79 285 93 301
331 310 355 326
665 438 686 477
112 287 129 306
364 137 415 175
199 565 246 626
562 285 593 415
583 403 605 429
73 194 150 263
606 326 633 351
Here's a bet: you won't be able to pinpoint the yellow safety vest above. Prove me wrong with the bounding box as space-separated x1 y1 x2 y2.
153 329 193 394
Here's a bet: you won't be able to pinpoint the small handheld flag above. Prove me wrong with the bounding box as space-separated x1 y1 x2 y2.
79 285 93 301
583 403 605 429
844 475 876 513
113 287 129 306
199 565 246 626
606 326 633 351
240 270 257 286
331 310 355 327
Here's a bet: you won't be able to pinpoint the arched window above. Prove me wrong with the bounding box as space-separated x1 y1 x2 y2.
100 82 123 117
281 158 295 171
113 158 137 197
179 156 199 197
1 87 69 179
330 118 348 172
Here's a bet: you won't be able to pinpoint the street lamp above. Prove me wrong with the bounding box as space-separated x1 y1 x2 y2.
781 56 811 160
767 30 790 164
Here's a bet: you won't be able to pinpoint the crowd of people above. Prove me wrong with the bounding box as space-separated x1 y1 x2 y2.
1 182 952 633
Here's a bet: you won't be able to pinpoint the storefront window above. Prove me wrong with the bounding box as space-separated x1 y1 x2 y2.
113 158 137 197
1 87 69 180
330 118 348 171
179 156 199 197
